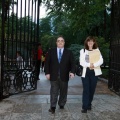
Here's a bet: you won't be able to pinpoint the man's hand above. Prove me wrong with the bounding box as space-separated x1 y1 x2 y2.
46 74 50 80
69 73 74 79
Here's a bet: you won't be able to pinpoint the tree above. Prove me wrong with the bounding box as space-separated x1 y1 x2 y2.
41 35 56 52
42 0 111 43
69 44 84 64
40 16 52 38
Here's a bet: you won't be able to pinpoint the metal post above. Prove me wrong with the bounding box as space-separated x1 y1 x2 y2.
37 0 41 43
0 0 5 100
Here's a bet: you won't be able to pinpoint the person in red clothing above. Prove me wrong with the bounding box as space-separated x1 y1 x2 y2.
36 43 43 80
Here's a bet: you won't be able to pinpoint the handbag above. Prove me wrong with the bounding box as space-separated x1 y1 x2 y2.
76 64 83 76
76 49 85 76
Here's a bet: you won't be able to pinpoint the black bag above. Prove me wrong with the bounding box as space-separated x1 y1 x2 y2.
76 49 85 76
76 64 83 76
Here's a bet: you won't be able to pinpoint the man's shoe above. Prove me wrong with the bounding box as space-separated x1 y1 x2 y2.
60 106 64 109
49 108 55 114
81 109 87 113
87 107 91 110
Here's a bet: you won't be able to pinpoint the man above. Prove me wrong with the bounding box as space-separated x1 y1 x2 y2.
45 36 75 114
36 43 43 80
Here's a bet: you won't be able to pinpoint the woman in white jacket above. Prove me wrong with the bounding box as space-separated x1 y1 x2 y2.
80 36 103 113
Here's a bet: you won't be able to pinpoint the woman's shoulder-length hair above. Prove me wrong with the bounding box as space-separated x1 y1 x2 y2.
84 36 98 50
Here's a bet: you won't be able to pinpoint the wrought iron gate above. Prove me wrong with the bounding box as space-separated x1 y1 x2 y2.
109 40 120 95
0 0 41 99
108 0 120 95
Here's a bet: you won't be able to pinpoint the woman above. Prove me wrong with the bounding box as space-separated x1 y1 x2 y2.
80 36 103 113
16 51 23 69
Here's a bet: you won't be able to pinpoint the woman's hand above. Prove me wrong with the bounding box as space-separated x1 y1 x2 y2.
90 63 94 69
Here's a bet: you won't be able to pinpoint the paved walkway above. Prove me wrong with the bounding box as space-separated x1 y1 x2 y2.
0 72 120 120
25 72 112 95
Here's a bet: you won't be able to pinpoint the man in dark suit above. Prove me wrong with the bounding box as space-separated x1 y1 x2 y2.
45 36 75 114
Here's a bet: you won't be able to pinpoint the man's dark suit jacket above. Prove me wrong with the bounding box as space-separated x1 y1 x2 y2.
45 48 75 82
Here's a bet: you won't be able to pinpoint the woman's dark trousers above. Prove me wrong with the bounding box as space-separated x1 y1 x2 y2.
82 68 98 110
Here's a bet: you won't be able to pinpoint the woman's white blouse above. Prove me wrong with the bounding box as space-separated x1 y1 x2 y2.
79 48 103 78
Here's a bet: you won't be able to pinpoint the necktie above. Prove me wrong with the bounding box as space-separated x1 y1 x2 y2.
59 49 62 63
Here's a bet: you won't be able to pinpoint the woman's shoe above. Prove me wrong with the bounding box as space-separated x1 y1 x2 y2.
81 109 87 113
59 106 64 109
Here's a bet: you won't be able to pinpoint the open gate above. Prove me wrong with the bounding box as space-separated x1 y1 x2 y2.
0 0 41 99
108 0 120 95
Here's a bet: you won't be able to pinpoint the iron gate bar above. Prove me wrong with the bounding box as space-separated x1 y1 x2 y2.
23 0 26 68
34 0 37 44
37 0 40 43
16 0 18 67
6 1 10 67
0 0 5 100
